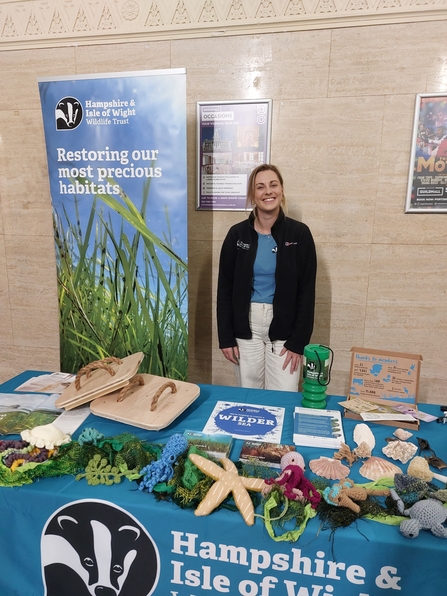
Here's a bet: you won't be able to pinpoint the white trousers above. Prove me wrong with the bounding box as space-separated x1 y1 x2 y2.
235 302 299 392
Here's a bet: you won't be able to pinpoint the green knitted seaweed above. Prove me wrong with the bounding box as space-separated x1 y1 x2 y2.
0 431 160 488
174 477 214 507
76 454 125 486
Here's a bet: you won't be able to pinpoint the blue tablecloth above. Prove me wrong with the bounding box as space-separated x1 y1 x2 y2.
0 371 445 596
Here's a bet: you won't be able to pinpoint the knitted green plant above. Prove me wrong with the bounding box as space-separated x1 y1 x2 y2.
76 454 137 486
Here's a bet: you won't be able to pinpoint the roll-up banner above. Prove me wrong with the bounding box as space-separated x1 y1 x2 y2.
38 69 188 379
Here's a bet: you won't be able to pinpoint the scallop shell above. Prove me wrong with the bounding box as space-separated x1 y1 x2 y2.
353 423 376 451
359 456 402 481
394 428 413 441
309 456 350 480
382 440 417 464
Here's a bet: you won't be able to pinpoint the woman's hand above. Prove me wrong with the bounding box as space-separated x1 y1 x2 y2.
221 346 240 364
280 348 303 373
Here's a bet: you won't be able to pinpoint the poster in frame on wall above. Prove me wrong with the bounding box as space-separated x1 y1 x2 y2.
405 93 447 213
196 99 272 211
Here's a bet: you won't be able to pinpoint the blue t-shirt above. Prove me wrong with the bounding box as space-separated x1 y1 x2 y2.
251 233 277 304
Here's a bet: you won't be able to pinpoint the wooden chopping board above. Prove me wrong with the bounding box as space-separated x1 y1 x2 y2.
55 352 144 410
89 373 200 431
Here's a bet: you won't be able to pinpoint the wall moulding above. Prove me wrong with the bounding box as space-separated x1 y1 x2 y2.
1 0 447 50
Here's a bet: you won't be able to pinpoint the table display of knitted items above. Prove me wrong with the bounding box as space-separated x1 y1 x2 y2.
139 433 189 493
0 430 159 488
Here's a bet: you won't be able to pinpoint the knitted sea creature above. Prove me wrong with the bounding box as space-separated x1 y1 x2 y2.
323 478 390 514
21 423 71 450
393 473 429 506
78 427 105 446
188 454 265 525
139 433 188 493
390 488 447 538
264 452 321 509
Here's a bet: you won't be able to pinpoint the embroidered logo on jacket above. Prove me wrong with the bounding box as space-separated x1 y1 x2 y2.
237 240 250 250
285 242 297 246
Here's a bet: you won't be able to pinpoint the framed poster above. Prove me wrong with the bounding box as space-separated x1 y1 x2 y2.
405 93 447 213
196 99 272 210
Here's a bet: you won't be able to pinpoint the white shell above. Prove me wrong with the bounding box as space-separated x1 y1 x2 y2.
359 456 402 481
353 423 376 451
382 440 417 464
393 428 413 441
21 423 71 449
309 456 349 480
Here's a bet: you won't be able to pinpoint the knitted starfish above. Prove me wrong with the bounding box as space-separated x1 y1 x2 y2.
189 454 265 525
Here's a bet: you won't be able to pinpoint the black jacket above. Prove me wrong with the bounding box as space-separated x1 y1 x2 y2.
217 209 317 354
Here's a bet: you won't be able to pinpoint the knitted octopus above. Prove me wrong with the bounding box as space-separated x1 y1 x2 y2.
263 451 321 509
139 433 188 493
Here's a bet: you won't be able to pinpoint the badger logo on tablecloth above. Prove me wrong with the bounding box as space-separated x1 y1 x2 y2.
41 499 159 596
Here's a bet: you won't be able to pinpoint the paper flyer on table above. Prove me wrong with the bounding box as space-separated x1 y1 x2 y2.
14 372 75 394
0 392 89 436
293 407 345 449
202 401 285 443
360 412 418 422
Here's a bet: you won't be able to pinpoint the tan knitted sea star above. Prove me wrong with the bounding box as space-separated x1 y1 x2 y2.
189 454 265 525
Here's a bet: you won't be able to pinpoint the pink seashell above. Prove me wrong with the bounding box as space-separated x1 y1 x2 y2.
309 456 349 480
359 456 402 481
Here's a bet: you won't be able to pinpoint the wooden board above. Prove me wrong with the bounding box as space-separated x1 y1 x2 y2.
55 352 144 410
89 373 200 431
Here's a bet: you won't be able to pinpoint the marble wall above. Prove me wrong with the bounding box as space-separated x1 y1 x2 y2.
0 21 446 404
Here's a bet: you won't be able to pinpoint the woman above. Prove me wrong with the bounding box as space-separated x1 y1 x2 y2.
217 164 317 391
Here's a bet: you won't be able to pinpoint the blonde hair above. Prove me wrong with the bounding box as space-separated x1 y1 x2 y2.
246 164 287 213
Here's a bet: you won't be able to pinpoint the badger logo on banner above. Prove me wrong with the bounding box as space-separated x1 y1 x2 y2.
55 97 83 129
41 499 160 596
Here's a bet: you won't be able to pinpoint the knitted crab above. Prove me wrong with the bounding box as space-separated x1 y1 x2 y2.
390 488 447 538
